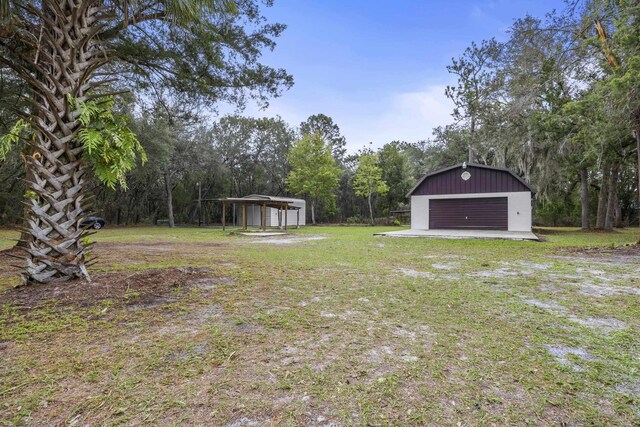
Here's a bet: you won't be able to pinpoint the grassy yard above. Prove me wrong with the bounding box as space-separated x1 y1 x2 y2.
0 226 639 426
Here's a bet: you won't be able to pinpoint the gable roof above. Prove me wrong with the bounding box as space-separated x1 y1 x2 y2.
407 163 533 197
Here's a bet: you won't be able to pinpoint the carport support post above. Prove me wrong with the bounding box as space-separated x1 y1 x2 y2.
222 201 226 231
242 204 247 230
284 203 288 230
261 203 266 231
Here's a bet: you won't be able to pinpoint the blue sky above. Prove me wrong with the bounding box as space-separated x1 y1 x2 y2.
234 0 565 152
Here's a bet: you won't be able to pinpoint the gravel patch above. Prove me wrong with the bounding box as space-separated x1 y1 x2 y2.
471 268 530 278
572 281 640 297
431 262 461 270
392 328 417 340
251 236 326 245
516 261 553 270
522 299 564 312
320 311 336 318
616 382 640 398
567 316 628 333
224 417 262 427
365 346 394 364
397 268 433 278
544 344 595 369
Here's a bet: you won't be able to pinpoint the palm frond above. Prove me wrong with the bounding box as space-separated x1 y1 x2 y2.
163 0 237 25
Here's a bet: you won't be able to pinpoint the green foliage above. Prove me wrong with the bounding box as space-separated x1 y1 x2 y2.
299 114 347 161
535 196 576 227
106 1 293 111
0 119 29 160
286 133 341 203
354 152 389 224
162 0 237 26
345 214 367 224
353 153 388 199
445 37 504 154
377 142 413 211
213 115 295 196
599 0 640 121
71 96 147 190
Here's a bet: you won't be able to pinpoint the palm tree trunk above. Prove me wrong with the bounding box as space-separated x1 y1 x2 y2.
18 0 105 284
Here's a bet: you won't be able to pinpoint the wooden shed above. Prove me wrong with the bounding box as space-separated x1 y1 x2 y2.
407 163 533 232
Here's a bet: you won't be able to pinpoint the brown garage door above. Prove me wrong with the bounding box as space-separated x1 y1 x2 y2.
429 197 508 230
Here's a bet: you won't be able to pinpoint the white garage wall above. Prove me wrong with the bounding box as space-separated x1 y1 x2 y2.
411 192 532 232
506 192 532 232
411 196 430 229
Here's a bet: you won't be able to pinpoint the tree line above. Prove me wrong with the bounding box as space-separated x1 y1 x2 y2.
2 0 640 231
439 0 640 229
85 111 419 227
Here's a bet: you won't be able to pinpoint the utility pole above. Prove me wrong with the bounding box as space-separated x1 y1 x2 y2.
197 182 202 227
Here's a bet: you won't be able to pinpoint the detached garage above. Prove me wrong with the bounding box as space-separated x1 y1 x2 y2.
408 163 532 232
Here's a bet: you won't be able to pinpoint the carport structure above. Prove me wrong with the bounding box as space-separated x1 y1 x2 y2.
218 195 302 231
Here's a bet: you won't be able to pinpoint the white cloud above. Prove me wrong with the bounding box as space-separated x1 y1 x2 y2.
213 83 455 154
340 84 455 152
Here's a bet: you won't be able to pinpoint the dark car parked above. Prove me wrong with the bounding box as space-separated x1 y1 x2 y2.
80 216 106 230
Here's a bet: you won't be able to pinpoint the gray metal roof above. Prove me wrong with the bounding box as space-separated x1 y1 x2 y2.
217 195 304 210
244 194 305 203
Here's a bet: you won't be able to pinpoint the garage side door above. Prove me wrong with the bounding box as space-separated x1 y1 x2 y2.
429 197 508 230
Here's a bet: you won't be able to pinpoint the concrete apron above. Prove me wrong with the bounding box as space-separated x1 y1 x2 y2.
375 228 540 241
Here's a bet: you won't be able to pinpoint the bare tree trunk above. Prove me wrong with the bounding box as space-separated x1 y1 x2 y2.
596 162 610 229
468 117 475 163
311 200 316 225
126 196 135 225
636 124 640 227
153 204 161 225
605 161 619 231
614 193 623 228
580 167 590 230
164 167 175 228
368 193 374 225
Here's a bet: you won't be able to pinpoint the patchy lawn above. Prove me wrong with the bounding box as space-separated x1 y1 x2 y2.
0 226 639 426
